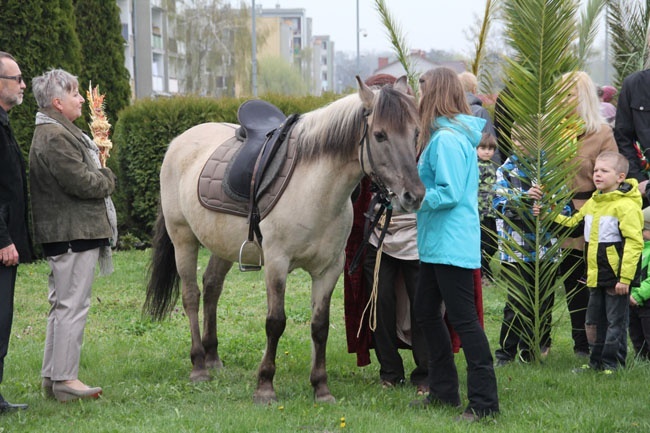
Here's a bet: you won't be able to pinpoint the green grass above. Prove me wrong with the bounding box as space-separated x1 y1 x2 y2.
2 248 649 432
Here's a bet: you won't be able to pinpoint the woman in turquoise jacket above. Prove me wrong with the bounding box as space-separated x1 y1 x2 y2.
412 68 499 421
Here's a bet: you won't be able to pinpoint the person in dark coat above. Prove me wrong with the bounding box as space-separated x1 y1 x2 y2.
0 51 32 413
614 69 650 202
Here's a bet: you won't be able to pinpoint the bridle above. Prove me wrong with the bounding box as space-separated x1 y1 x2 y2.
348 107 395 275
358 107 396 202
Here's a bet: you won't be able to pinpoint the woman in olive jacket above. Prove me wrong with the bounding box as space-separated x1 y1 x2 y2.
29 69 116 403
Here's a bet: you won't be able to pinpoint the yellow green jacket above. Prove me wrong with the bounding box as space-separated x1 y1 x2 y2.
555 179 643 288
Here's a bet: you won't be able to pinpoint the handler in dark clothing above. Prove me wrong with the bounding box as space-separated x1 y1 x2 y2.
614 69 650 200
0 51 32 413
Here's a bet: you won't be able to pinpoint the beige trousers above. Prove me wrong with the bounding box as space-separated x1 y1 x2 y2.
41 248 99 381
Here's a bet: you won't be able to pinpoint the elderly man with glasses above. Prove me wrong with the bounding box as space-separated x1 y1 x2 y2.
0 51 32 414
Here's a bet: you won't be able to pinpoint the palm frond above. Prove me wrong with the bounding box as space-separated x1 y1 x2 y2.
469 0 501 94
496 0 581 361
374 0 418 94
608 0 650 87
576 0 608 68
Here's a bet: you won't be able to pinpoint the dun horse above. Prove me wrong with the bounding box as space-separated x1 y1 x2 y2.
144 76 424 404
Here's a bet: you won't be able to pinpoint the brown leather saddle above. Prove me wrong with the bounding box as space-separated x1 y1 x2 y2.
198 99 299 216
197 100 300 270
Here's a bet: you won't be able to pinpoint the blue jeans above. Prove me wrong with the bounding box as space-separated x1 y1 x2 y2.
585 287 629 370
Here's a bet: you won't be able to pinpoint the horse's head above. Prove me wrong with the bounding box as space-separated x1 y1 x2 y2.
357 75 425 213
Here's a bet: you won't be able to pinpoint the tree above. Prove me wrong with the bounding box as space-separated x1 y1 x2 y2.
177 0 254 97
257 57 310 95
0 0 83 156
74 0 132 130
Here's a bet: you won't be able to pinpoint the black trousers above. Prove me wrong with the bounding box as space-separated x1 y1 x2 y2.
414 262 499 415
629 304 650 360
559 249 590 354
363 246 428 385
0 265 18 384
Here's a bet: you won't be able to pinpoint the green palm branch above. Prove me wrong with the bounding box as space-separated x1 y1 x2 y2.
469 0 501 94
495 0 582 362
608 0 650 87
374 0 418 95
576 0 608 68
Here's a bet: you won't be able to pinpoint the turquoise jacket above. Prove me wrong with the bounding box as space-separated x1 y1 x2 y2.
632 241 650 306
416 114 485 268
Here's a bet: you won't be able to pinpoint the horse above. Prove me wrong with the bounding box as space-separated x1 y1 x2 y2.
144 76 424 404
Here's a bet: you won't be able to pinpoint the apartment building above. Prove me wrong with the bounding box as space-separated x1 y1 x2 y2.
116 1 336 98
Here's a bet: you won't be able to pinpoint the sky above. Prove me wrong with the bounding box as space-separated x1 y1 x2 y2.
256 0 492 55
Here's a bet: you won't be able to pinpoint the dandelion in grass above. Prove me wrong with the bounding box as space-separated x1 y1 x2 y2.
340 417 346 428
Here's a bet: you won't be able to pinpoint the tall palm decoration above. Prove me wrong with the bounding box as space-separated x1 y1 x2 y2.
608 0 650 87
496 0 582 362
576 0 609 68
469 0 501 94
374 0 418 95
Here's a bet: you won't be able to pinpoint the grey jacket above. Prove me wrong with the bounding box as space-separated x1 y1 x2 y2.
29 108 115 244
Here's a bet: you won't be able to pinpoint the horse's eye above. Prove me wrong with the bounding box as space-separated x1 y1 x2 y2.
374 131 387 142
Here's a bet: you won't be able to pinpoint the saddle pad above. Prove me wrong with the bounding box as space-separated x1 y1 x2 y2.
197 132 298 218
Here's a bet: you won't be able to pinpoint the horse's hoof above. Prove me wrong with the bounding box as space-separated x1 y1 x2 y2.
315 394 336 404
189 370 212 382
206 359 224 370
252 392 277 405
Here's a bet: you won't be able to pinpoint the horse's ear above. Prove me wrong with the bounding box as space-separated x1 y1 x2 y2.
356 75 374 109
394 75 410 94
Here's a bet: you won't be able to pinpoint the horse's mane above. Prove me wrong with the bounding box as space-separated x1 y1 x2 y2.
293 92 364 163
293 84 416 163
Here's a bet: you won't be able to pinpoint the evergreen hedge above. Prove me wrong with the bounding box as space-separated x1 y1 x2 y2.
113 93 341 243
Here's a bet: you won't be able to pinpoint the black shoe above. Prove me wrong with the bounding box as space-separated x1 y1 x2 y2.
409 394 462 409
454 409 498 422
495 358 512 367
0 399 28 414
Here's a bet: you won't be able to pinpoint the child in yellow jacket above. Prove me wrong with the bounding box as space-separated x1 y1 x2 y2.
554 152 643 371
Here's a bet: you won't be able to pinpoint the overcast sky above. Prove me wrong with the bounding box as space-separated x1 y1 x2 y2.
255 0 494 55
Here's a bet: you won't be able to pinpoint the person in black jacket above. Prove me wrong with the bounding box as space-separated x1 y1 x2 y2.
614 69 650 201
0 51 32 414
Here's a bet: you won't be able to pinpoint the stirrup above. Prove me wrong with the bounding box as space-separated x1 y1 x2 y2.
238 239 263 272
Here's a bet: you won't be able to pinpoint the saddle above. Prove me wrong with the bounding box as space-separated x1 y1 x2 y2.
197 100 300 271
224 100 290 201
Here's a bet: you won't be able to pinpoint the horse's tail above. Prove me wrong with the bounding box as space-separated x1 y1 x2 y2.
144 209 180 321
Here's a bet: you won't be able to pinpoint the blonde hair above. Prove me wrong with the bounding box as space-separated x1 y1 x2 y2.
596 151 629 175
561 71 606 135
457 71 478 94
418 67 471 152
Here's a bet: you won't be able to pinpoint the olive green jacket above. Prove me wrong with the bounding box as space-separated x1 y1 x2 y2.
29 108 115 244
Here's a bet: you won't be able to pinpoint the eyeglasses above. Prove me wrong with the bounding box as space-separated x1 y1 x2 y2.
0 75 24 84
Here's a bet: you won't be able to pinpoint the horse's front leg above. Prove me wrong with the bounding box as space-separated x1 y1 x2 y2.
201 255 232 370
177 248 211 382
309 256 343 403
253 265 288 404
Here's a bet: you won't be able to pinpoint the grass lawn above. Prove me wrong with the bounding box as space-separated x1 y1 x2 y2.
1 248 649 432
